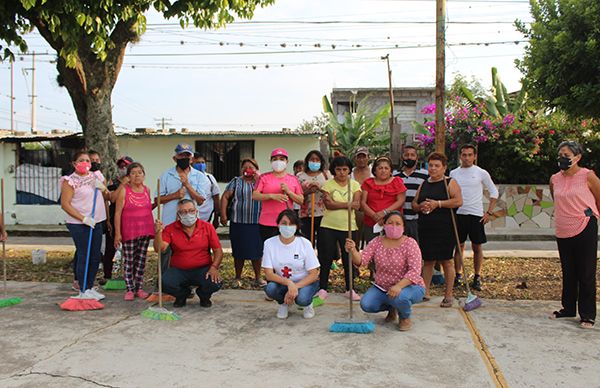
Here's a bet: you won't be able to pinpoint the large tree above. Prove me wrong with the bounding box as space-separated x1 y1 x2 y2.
516 0 600 118
0 0 274 172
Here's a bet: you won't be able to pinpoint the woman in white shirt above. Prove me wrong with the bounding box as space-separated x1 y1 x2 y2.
262 209 321 319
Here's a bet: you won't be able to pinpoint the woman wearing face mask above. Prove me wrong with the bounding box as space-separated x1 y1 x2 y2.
262 209 320 319
549 141 600 329
252 148 304 242
296 150 331 244
345 211 425 331
220 159 265 288
113 162 155 301
60 151 108 300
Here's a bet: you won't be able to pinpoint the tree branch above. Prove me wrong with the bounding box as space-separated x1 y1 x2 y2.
106 19 139 87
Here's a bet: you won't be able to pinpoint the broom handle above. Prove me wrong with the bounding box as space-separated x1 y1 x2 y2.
82 187 99 293
310 193 315 247
157 179 163 308
347 182 353 319
2 178 6 298
442 177 472 295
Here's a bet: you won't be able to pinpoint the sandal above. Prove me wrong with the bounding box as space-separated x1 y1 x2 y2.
580 319 595 329
422 295 431 302
440 297 453 308
549 309 576 319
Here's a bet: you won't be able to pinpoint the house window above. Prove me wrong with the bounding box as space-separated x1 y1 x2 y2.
195 140 254 182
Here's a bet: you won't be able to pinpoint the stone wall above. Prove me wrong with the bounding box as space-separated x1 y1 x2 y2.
484 185 554 229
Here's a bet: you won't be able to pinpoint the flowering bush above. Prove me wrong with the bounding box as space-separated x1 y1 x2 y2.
414 98 600 183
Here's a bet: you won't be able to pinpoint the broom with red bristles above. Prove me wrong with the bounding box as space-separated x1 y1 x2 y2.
60 187 104 311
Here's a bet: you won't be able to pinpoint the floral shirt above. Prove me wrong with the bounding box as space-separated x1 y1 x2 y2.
297 170 330 218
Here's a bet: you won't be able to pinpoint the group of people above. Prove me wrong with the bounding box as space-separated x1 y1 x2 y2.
50 139 597 330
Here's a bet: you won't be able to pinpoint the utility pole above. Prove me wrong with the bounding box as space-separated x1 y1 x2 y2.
154 117 172 131
382 54 396 160
435 0 446 154
10 59 14 131
25 52 37 133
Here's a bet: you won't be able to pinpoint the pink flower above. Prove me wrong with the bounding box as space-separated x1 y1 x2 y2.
549 129 555 135
513 129 521 135
421 104 436 115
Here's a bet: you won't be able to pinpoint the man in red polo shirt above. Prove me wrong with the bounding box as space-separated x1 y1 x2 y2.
154 199 223 307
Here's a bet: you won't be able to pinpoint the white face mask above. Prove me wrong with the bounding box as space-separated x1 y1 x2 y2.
279 224 296 238
271 160 287 172
179 212 197 226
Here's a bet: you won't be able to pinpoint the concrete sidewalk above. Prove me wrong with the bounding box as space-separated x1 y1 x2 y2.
0 282 598 387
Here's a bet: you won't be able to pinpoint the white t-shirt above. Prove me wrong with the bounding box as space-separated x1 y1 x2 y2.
262 236 320 283
450 165 499 217
198 173 221 221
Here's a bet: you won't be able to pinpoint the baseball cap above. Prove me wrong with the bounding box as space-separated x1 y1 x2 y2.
174 143 194 156
354 146 369 157
270 148 289 158
116 156 133 166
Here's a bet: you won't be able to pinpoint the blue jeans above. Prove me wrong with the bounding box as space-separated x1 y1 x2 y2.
67 222 104 291
162 265 222 299
265 281 319 306
360 284 425 319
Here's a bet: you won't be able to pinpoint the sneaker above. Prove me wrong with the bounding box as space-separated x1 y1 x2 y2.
71 280 80 292
87 288 106 300
454 273 464 288
303 303 315 319
265 295 274 301
199 296 213 308
316 289 328 300
276 304 289 319
136 289 149 299
345 290 361 301
124 291 135 301
255 278 267 288
173 297 187 308
471 275 482 291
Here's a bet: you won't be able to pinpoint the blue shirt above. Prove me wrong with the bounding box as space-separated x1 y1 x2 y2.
158 167 209 225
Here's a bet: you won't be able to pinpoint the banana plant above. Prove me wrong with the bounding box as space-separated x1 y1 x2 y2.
322 94 391 157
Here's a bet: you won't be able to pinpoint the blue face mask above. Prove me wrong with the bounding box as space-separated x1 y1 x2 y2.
308 161 321 172
192 163 206 172
279 224 297 238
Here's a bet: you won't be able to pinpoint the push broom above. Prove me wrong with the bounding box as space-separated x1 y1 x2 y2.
141 179 180 320
60 188 104 311
329 182 374 333
0 178 22 308
443 178 482 312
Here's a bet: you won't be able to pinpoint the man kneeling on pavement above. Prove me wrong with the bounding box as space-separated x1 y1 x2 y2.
154 199 222 307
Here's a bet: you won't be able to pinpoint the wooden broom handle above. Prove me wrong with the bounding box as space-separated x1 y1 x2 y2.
157 179 163 308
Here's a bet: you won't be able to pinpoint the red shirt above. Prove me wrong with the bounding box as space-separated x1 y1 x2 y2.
162 219 221 270
361 177 407 227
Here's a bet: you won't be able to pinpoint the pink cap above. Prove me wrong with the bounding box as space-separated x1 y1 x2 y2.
270 148 288 158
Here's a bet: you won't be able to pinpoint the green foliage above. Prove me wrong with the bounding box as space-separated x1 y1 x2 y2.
296 113 329 133
516 0 600 117
322 95 391 157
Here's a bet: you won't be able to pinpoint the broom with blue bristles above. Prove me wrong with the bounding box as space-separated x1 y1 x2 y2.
329 179 374 334
0 179 22 308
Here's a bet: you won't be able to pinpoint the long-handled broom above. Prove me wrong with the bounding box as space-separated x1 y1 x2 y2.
103 244 127 290
60 188 104 311
329 181 374 333
0 178 22 308
443 177 482 312
141 179 180 320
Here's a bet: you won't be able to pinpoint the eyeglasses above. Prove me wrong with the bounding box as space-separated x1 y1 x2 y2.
178 209 197 216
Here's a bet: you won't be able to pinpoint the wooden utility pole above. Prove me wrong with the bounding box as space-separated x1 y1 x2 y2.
382 54 396 159
31 52 36 133
10 60 14 131
435 0 446 153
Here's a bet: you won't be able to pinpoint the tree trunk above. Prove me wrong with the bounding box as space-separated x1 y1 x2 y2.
84 89 119 178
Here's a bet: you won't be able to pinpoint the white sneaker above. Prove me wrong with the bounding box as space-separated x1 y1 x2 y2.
303 303 315 319
276 304 289 319
86 288 106 300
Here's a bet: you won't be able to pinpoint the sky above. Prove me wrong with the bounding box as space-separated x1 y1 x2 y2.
0 0 532 133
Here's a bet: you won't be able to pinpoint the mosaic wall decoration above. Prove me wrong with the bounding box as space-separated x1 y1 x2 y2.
483 185 555 230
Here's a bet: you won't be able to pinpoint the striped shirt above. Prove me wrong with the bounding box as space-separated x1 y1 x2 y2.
224 176 261 224
395 168 428 220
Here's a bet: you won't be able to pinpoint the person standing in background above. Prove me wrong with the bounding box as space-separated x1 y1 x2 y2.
192 152 221 228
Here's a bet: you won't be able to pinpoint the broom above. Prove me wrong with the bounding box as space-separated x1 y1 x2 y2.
141 179 180 320
0 178 22 308
329 181 374 334
443 177 482 312
60 187 104 311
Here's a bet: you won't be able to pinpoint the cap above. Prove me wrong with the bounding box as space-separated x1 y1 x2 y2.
270 148 289 158
354 146 369 157
174 143 194 156
116 156 133 166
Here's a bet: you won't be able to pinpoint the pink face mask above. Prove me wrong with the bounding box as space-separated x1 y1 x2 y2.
384 224 404 239
75 161 91 174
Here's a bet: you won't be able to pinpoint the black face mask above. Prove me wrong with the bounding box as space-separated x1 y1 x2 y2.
90 162 101 172
402 159 417 168
176 157 190 170
557 156 572 171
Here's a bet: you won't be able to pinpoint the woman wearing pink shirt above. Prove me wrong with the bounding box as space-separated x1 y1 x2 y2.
550 141 600 329
252 148 304 242
345 211 425 331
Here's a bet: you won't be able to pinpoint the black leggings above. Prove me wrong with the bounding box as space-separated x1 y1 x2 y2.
556 217 597 322
317 227 358 291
